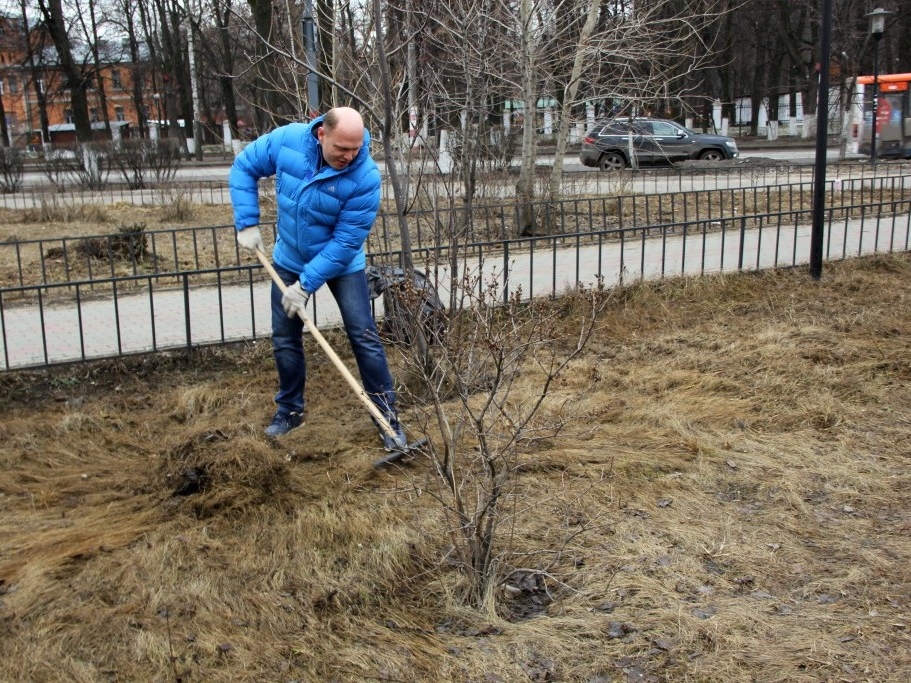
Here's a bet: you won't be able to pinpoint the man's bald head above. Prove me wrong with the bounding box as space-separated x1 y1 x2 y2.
318 107 367 170
323 107 364 133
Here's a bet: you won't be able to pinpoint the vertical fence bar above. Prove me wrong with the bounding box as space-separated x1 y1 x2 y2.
14 241 23 288
720 220 727 272
113 281 123 355
701 220 708 275
75 283 86 361
639 228 646 282
681 222 688 276
38 288 49 365
551 237 558 297
502 241 509 304
0 290 8 370
619 227 625 287
170 231 180 277
755 216 763 270
183 273 192 349
738 217 747 271
904 200 911 251
217 271 227 341
148 278 158 351
249 267 260 339
841 207 850 260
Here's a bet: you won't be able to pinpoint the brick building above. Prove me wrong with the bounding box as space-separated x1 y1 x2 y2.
0 13 150 150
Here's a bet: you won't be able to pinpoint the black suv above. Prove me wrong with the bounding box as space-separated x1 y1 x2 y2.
579 117 739 170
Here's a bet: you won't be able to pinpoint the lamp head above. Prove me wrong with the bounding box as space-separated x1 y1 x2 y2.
866 7 893 37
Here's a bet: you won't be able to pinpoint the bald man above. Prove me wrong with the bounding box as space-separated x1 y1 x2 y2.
229 108 407 449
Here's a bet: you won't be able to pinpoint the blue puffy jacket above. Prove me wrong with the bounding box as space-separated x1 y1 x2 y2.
229 117 381 293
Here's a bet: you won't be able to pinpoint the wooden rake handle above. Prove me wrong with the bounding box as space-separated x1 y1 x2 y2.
254 249 396 438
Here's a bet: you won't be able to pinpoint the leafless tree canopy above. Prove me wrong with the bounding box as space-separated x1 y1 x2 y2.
2 0 906 147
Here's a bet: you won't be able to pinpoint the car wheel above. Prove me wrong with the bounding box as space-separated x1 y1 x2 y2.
599 152 627 171
698 149 724 162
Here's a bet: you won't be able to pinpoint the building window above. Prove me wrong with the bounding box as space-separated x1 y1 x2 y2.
0 80 4 95
115 106 125 122
65 108 74 123
37 78 44 94
112 70 122 89
90 108 101 123
8 76 17 94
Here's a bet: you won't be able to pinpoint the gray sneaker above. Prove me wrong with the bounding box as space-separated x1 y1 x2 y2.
265 411 303 438
381 424 408 451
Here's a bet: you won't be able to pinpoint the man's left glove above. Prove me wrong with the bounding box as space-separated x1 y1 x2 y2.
281 281 311 318
236 226 264 253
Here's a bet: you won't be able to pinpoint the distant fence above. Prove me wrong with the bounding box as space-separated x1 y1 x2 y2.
3 160 911 211
1 193 909 371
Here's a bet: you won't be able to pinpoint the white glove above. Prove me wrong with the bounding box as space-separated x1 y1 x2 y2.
236 226 264 253
281 281 311 318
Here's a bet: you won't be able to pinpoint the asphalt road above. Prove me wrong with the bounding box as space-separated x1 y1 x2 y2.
168 146 865 182
15 144 866 186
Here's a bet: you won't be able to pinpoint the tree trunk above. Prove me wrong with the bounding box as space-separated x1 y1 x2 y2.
515 0 537 237
547 0 599 205
37 0 93 141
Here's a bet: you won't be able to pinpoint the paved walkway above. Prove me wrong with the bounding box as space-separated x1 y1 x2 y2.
2 213 907 371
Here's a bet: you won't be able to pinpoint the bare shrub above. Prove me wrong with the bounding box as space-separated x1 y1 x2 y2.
40 147 80 191
146 139 183 183
157 189 195 222
0 146 24 193
44 142 112 190
448 125 519 174
396 265 609 611
108 139 152 189
23 194 111 224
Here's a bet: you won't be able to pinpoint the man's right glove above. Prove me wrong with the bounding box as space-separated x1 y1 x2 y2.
281 281 311 318
236 226 264 253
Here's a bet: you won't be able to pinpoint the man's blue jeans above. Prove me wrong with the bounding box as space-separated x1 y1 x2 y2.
270 263 398 425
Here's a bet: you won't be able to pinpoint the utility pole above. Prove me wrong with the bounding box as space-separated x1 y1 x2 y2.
302 0 320 118
809 0 833 280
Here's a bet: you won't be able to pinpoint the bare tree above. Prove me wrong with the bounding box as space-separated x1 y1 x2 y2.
35 0 94 141
109 0 152 139
14 0 53 148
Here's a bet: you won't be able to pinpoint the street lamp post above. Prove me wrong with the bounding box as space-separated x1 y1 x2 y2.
866 7 892 165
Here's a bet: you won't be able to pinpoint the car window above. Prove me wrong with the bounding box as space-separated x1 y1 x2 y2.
632 121 653 135
651 121 682 136
596 121 629 135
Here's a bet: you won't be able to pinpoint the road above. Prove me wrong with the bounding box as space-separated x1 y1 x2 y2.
167 146 864 182
15 145 865 186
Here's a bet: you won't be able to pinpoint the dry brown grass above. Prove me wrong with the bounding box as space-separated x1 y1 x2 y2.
2 255 911 682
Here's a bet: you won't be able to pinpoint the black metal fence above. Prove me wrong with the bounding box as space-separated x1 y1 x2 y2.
2 186 909 371
4 175 910 298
